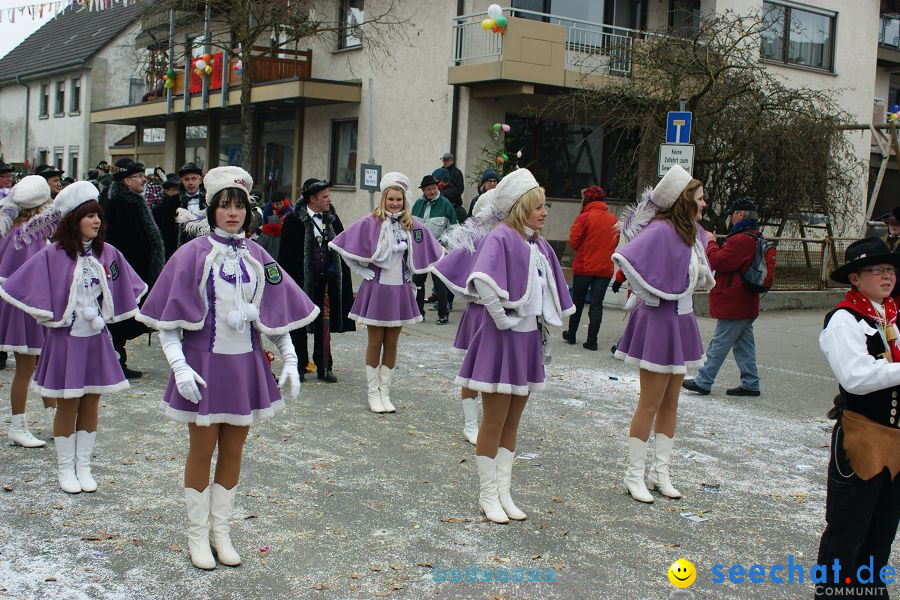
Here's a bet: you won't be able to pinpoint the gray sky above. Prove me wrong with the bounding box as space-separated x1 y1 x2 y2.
0 5 54 60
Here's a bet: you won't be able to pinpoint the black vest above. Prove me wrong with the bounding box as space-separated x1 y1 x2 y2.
825 307 900 428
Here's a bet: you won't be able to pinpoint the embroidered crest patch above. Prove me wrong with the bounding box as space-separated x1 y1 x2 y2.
264 262 282 284
413 228 423 244
109 261 119 280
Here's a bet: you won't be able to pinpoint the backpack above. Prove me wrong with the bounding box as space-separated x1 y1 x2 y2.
741 232 776 294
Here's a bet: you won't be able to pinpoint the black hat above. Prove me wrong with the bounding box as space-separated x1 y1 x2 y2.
178 162 203 177
162 173 180 190
830 237 900 284
727 197 757 214
35 164 64 179
0 162 14 174
112 158 145 181
96 160 109 170
419 175 439 189
300 178 331 200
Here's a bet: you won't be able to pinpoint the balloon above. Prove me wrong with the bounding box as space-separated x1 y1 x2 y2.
892 113 898 121
496 156 504 164
205 65 213 75
481 18 494 30
487 3 502 19
501 153 508 161
893 104 899 113
164 80 174 89
195 59 206 70
492 123 502 132
202 53 211 63
492 24 501 33
516 150 522 158
495 15 508 28
501 123 510 132
167 68 176 78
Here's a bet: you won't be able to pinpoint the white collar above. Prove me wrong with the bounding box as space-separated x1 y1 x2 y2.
523 226 536 238
213 226 245 240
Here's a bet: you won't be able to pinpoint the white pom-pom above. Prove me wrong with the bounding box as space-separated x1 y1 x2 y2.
82 306 98 321
244 304 259 322
227 309 242 330
91 316 105 332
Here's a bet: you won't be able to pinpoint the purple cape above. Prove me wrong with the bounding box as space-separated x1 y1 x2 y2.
0 223 46 283
431 242 482 297
464 224 574 314
137 234 319 335
612 220 705 299
328 214 442 274
0 242 147 328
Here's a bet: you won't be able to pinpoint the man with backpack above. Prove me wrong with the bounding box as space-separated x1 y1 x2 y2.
683 197 764 397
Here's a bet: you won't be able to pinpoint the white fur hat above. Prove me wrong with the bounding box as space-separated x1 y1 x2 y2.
9 175 51 209
652 165 694 210
492 168 539 216
471 188 496 221
203 166 253 203
53 180 99 218
379 171 411 208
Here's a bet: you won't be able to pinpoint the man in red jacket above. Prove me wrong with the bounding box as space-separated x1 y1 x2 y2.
563 185 620 350
683 197 761 396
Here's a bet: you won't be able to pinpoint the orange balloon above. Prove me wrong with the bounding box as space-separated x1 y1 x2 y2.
492 24 501 33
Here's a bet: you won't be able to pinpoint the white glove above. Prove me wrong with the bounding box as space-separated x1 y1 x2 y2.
474 279 521 331
347 259 376 281
272 333 300 399
159 328 207 404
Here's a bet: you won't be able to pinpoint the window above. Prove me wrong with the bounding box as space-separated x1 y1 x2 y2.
69 149 79 180
669 0 701 37
38 150 49 165
39 83 49 117
338 0 363 49
761 1 835 72
54 148 64 171
129 78 145 105
55 80 65 115
330 119 357 187
70 78 81 113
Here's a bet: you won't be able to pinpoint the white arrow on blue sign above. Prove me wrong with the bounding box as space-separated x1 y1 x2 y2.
666 111 692 144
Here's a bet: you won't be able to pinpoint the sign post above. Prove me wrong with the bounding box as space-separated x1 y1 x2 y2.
666 111 693 144
658 144 695 177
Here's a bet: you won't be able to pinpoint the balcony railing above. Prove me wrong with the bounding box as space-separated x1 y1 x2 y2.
451 8 649 77
880 14 900 48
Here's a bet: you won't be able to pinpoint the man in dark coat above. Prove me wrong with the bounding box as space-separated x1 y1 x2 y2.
35 164 63 198
277 178 354 383
152 173 182 260
177 162 206 246
104 158 166 378
441 152 465 200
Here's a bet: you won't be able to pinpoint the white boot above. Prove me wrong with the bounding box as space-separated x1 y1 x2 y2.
7 413 46 448
461 398 479 445
379 365 395 413
184 487 216 570
209 483 241 566
624 437 654 503
74 430 97 493
44 407 56 440
495 447 526 520
647 433 682 499
54 434 81 493
365 365 385 413
476 455 509 524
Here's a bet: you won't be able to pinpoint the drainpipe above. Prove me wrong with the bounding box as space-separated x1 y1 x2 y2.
449 0 464 160
15 75 30 168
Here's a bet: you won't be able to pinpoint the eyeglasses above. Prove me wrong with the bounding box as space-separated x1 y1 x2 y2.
860 266 897 276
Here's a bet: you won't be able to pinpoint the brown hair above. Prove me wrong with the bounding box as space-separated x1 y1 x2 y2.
13 203 50 227
505 186 546 239
206 187 252 231
655 179 702 246
373 186 414 231
54 200 106 259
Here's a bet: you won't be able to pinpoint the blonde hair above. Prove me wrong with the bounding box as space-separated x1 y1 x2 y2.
505 186 546 239
373 186 414 231
13 202 50 226
654 179 702 246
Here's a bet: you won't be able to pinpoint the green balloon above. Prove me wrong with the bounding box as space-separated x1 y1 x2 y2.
167 69 176 78
495 15 508 27
501 153 509 161
492 123 502 132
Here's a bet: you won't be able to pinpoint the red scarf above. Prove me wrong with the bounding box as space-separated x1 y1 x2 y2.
836 290 900 362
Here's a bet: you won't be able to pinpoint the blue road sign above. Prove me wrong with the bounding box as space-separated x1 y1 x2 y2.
666 111 692 144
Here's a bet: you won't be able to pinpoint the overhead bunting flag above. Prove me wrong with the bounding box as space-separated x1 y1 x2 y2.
0 0 133 21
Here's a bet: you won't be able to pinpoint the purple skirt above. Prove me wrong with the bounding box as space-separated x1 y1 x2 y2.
453 303 486 355
349 280 422 327
456 315 545 396
0 299 45 355
614 299 705 374
163 336 283 426
34 327 129 398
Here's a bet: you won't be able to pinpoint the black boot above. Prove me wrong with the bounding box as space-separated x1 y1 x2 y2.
318 369 337 383
562 331 576 344
583 323 600 351
0 351 6 370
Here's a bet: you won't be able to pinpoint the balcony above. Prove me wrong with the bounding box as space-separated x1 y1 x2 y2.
91 45 360 126
878 14 900 67
449 8 649 95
